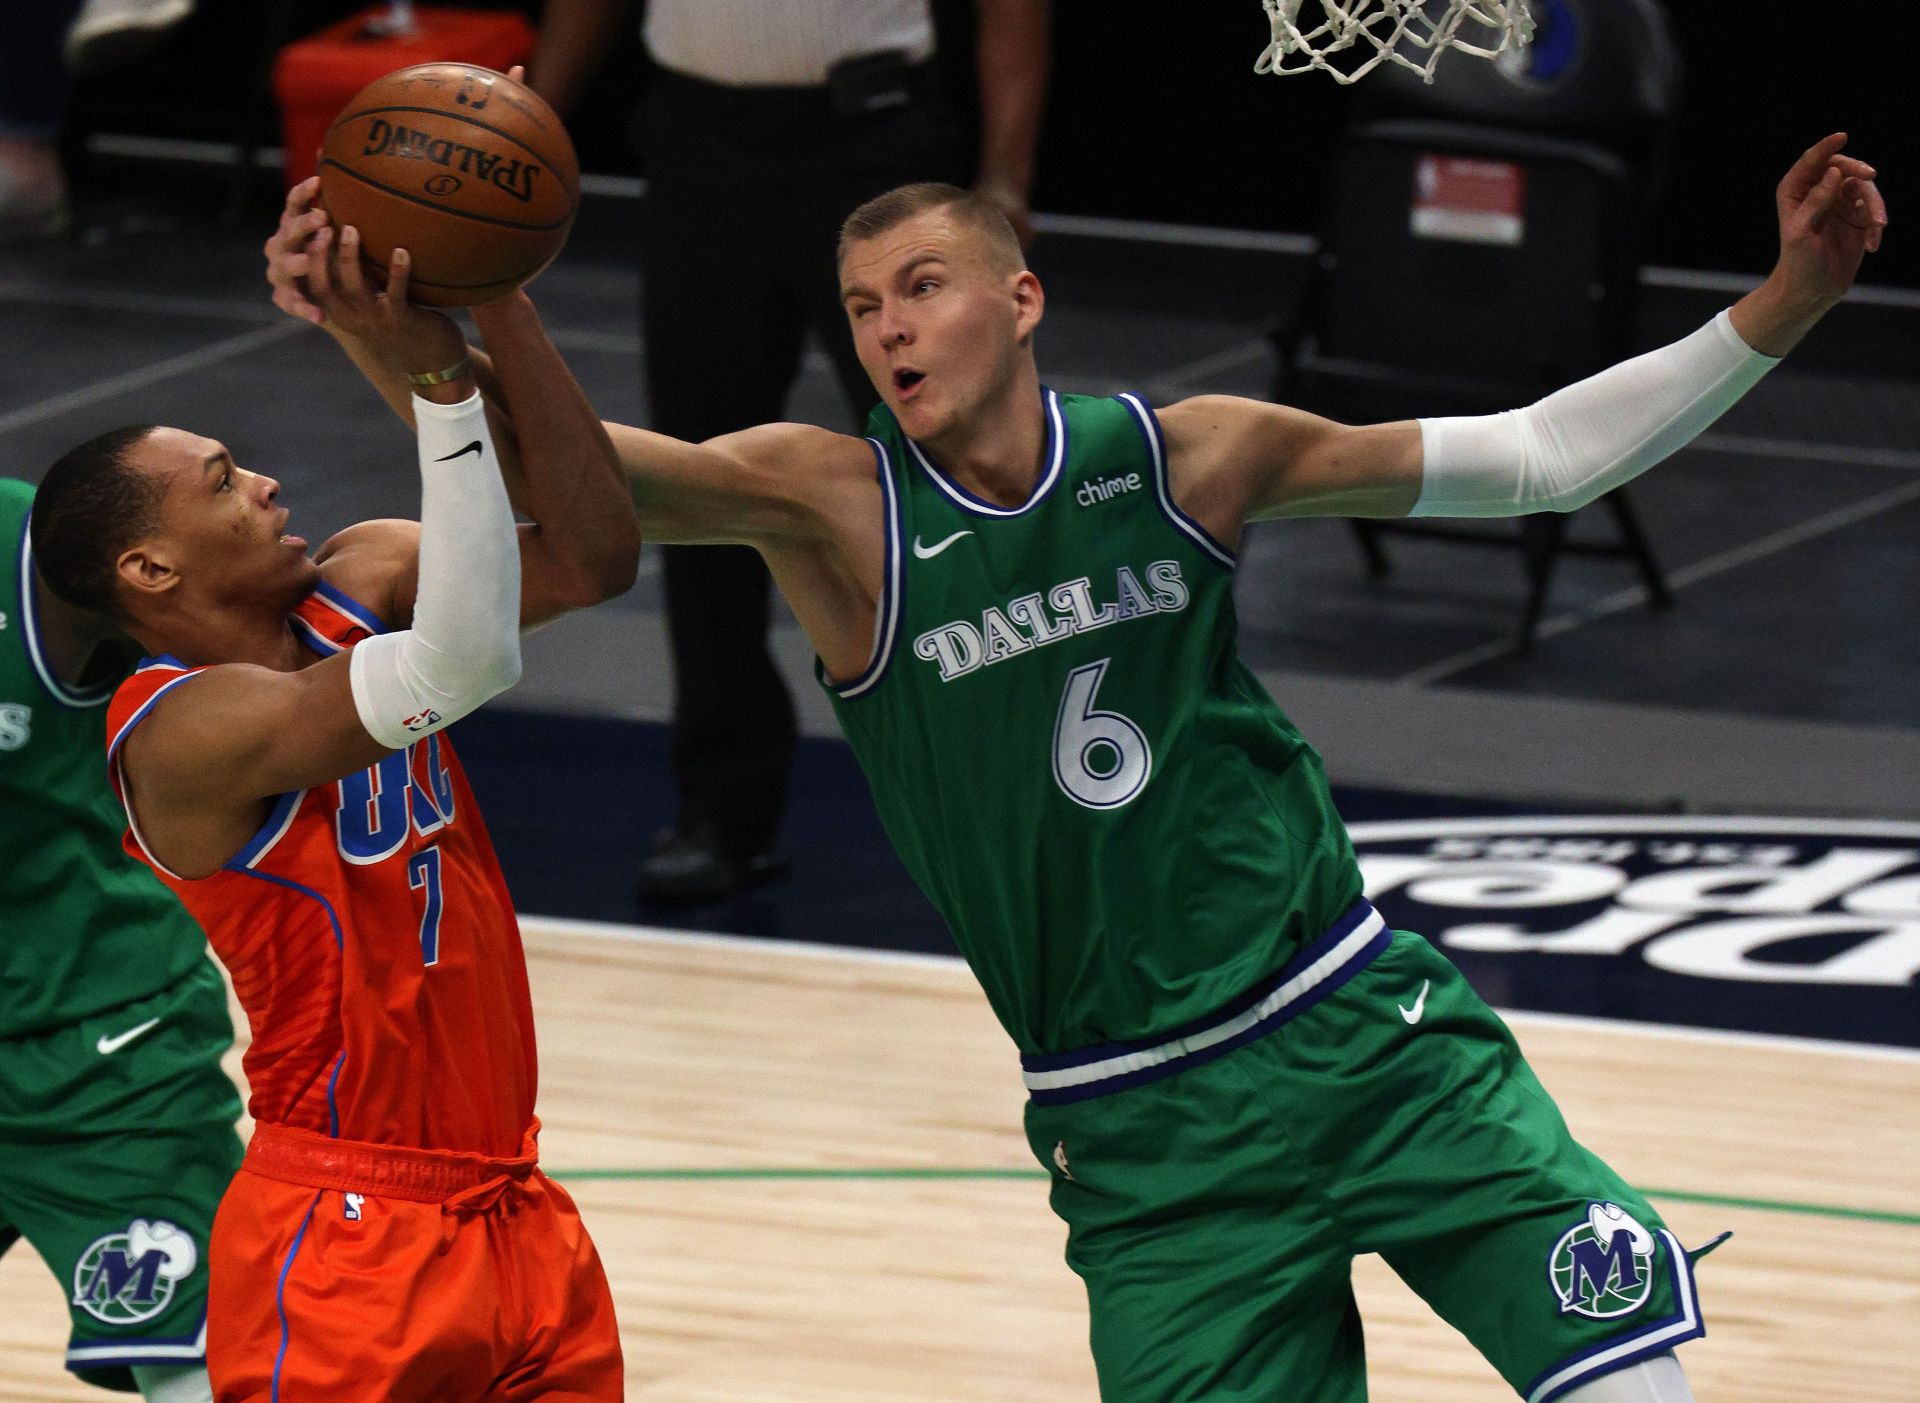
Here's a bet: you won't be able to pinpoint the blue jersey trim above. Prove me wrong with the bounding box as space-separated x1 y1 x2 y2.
1117 392 1237 570
271 1193 322 1403
231 869 345 951
325 1051 346 1138
229 869 347 1134
903 387 1069 518
226 788 305 871
289 613 342 656
1525 1230 1706 1403
822 438 906 700
308 578 388 635
107 669 201 774
65 1309 208 1370
17 509 114 709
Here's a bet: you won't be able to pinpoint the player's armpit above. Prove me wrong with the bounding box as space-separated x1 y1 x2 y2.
119 654 391 879
613 420 872 548
1160 395 1425 529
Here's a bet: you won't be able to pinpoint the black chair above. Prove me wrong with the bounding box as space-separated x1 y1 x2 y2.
1275 0 1684 647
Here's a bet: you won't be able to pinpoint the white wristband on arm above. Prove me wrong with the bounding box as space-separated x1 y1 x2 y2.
1412 310 1781 518
348 392 523 749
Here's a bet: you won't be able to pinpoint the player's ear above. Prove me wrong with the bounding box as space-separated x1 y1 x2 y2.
117 541 182 602
1011 269 1044 347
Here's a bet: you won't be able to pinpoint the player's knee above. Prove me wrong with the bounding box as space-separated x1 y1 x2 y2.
1559 1352 1695 1403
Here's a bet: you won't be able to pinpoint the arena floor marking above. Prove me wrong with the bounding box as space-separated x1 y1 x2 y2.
1396 472 1920 686
0 320 307 436
521 912 1920 1064
542 1167 1920 1229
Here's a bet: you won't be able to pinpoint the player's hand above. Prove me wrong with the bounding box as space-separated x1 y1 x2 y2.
264 175 331 327
304 224 468 381
1772 133 1888 307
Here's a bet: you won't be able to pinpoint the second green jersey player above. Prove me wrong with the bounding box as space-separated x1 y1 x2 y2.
1 476 242 1401
267 131 1885 1402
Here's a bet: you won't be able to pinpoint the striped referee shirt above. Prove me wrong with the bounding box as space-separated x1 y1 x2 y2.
644 0 936 88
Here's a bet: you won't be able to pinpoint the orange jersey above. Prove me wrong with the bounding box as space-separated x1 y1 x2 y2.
106 581 537 1157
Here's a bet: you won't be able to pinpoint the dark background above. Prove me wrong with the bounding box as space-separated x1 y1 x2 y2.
69 0 1913 286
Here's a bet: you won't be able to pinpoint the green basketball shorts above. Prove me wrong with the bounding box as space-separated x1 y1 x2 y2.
0 958 244 1391
1022 910 1710 1403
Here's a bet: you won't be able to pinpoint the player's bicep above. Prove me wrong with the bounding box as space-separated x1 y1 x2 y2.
1163 396 1424 525
1252 416 1426 521
612 420 833 546
128 656 391 816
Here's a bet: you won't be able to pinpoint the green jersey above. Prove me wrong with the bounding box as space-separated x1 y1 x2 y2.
0 477 207 1038
826 391 1363 1055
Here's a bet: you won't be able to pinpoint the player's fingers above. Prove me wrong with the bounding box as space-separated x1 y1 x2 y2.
306 225 337 304
507 63 526 83
1830 154 1877 181
287 174 322 217
387 247 413 306
1782 132 1848 201
337 225 367 299
1796 164 1844 234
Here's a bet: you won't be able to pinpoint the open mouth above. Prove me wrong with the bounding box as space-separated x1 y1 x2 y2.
892 368 926 396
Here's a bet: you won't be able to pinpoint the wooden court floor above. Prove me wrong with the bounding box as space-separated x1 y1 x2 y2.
3 919 1915 1400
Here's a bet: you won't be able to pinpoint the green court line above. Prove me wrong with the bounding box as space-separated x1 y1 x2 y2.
548 1167 1920 1227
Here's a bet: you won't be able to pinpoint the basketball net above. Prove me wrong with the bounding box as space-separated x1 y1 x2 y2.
1255 0 1534 84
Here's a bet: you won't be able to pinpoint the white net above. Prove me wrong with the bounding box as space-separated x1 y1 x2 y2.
1255 0 1534 84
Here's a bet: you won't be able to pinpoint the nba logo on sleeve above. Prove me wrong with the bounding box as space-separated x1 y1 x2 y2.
1548 1202 1657 1319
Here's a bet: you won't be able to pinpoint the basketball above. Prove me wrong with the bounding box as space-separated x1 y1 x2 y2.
317 63 579 307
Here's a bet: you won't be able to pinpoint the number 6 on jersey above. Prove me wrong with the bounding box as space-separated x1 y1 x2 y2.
1053 659 1152 809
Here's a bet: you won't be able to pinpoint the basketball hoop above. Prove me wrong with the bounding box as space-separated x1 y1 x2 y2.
1255 1 1534 84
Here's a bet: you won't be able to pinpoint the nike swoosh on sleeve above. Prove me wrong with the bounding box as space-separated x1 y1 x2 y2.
433 440 483 462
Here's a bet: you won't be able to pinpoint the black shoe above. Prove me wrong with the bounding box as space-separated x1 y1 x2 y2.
637 822 788 902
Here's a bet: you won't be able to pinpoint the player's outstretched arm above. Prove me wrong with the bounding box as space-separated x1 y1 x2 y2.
120 387 523 880
1164 134 1888 534
611 419 873 547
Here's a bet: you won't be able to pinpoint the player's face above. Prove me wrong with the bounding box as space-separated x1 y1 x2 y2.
123 428 318 609
840 211 1038 440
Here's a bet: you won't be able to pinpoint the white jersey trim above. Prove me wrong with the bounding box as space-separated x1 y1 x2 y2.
1117 392 1236 570
825 438 904 700
905 388 1068 519
1021 906 1386 1093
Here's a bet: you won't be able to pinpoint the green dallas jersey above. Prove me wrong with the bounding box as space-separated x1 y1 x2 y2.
0 477 207 1038
826 390 1364 1056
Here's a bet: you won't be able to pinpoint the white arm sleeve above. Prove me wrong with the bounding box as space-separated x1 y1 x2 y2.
1411 310 1781 518
348 392 523 749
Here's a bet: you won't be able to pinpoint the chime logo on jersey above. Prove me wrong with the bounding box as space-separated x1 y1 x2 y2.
1548 1202 1656 1319
912 561 1190 682
71 1218 198 1324
0 702 29 751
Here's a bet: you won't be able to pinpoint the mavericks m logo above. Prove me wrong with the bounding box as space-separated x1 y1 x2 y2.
1549 1202 1656 1319
72 1218 198 1324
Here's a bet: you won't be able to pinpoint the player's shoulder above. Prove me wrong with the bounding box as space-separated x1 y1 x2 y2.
312 518 418 627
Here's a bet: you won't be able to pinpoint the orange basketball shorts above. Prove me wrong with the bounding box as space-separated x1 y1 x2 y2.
206 1121 621 1402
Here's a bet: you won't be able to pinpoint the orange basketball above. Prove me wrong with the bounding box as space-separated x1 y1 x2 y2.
318 64 579 307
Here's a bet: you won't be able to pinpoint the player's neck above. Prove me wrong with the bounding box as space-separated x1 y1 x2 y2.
920 373 1047 509
137 596 314 672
